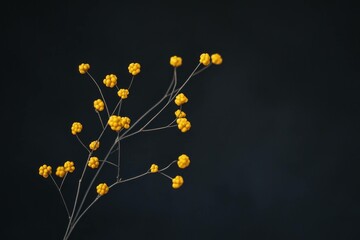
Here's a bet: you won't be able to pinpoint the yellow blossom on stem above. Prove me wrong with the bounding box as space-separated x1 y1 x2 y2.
172 175 184 189
88 156 100 169
93 99 105 112
174 109 186 118
170 56 182 67
96 183 109 196
108 115 123 131
39 164 52 178
64 161 75 173
117 89 129 99
177 118 191 133
199 53 211 66
56 166 66 178
89 140 100 151
128 63 141 76
211 53 223 65
177 154 190 169
79 63 90 74
121 117 131 129
174 93 188 106
150 164 159 173
71 122 83 135
103 74 117 88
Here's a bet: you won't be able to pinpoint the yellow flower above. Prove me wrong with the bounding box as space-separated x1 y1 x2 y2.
174 109 186 118
199 53 211 66
71 122 83 135
211 53 223 65
128 63 141 76
177 118 191 133
64 161 75 173
103 74 117 88
117 89 129 99
177 154 190 169
150 164 158 173
79 63 90 74
121 117 131 129
89 140 100 151
39 164 52 178
56 166 66 178
174 93 188 106
170 56 182 67
93 99 105 112
172 175 184 189
108 115 123 131
88 156 100 169
96 183 109 196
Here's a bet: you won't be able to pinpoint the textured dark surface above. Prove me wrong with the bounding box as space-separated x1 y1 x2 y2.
3 1 360 239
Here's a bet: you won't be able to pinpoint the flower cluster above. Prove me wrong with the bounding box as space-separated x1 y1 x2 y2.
71 122 83 135
56 166 66 178
150 164 159 173
177 117 191 133
96 183 109 196
78 63 90 74
39 164 52 178
174 93 188 106
177 154 190 169
108 115 131 131
174 109 186 118
128 63 141 76
172 176 184 189
64 161 75 173
211 53 223 65
93 99 105 112
200 53 211 66
88 156 99 169
170 56 182 67
103 74 118 88
117 89 129 99
54 161 75 178
89 140 100 151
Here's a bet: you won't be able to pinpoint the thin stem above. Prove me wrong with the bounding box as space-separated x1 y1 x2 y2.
192 63 211 76
59 173 68 190
76 135 90 153
96 111 105 129
167 67 178 103
117 94 168 141
71 137 118 226
165 69 176 96
87 72 110 117
116 133 121 181
137 63 201 133
142 124 177 132
128 75 135 90
159 160 177 172
159 172 173 180
99 159 118 167
50 175 70 218
117 99 123 115
64 196 100 239
116 171 150 184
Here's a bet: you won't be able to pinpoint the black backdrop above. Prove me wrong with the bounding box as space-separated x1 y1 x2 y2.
3 1 360 240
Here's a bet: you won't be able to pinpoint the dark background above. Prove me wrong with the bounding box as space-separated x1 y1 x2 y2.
3 1 360 240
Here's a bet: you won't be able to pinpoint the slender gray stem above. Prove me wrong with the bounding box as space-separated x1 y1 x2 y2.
76 135 90 153
142 125 177 132
116 134 121 181
87 72 110 117
96 111 105 129
50 174 70 218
